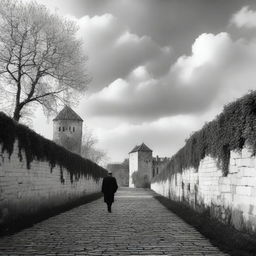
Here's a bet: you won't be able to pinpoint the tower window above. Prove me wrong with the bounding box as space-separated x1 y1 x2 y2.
62 127 65 131
69 126 71 131
73 127 75 132
59 127 61 132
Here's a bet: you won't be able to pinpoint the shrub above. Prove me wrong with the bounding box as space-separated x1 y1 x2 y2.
132 171 150 188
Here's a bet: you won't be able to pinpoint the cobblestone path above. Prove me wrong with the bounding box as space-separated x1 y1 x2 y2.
0 188 229 255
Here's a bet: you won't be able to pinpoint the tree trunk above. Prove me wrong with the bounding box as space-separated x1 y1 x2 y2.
13 106 22 122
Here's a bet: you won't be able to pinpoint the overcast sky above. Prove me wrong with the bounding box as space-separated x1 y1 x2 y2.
27 0 256 163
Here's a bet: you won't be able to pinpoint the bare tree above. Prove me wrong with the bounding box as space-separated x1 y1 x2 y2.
0 0 90 121
81 128 109 165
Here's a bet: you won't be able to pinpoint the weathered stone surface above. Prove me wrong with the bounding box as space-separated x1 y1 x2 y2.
152 146 256 235
0 188 227 256
0 141 102 227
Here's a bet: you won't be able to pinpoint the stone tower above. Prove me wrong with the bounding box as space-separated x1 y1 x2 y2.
129 143 153 188
53 106 83 155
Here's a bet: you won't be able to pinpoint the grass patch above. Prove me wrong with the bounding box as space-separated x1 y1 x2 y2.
155 195 256 256
0 192 102 237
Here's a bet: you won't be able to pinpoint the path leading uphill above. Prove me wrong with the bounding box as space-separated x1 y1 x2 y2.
0 188 228 255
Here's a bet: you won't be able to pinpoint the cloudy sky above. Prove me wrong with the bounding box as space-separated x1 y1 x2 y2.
27 0 256 163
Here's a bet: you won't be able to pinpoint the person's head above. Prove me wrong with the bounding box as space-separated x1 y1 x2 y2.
108 171 112 176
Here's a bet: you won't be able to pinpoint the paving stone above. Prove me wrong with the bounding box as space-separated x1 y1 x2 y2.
0 188 229 255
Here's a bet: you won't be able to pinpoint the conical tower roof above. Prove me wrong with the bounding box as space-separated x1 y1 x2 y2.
129 143 152 153
53 106 83 121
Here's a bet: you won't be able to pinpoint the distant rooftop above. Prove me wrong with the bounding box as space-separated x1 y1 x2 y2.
53 106 83 121
129 143 152 154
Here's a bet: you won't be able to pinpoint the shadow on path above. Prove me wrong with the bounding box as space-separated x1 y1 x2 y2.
0 188 229 255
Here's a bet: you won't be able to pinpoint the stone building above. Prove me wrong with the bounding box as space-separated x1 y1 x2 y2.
107 159 129 187
53 106 83 155
129 143 170 188
129 143 153 188
152 156 170 177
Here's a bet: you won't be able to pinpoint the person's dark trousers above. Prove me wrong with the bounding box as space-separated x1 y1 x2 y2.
107 202 112 212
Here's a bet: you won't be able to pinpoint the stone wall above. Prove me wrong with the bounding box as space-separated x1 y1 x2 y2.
0 140 102 228
0 112 107 229
151 145 256 234
152 156 170 178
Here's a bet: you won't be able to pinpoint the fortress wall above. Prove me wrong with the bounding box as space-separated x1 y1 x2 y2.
0 113 106 229
0 141 102 228
151 145 256 234
151 91 256 235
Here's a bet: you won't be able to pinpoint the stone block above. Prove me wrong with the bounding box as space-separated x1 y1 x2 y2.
220 184 231 193
228 175 239 185
241 168 256 177
219 177 231 185
229 165 239 174
224 193 233 204
251 188 256 197
239 177 256 186
233 194 252 208
236 186 252 196
236 158 254 168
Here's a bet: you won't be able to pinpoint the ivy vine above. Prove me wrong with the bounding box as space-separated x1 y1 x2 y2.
0 112 107 183
153 91 256 182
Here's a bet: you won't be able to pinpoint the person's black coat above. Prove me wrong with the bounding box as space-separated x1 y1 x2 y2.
101 176 118 203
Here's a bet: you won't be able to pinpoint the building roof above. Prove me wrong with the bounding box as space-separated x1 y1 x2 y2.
53 106 83 121
129 143 152 154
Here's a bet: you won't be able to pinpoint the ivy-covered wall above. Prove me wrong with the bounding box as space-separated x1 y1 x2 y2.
151 91 256 235
0 112 107 229
153 91 256 182
151 148 256 234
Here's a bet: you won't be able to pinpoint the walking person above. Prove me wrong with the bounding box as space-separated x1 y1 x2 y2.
101 172 118 213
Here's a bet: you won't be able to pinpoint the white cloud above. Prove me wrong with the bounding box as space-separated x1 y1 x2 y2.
83 32 256 122
129 66 150 81
75 13 173 92
116 31 142 45
173 33 232 83
94 78 129 101
231 6 256 28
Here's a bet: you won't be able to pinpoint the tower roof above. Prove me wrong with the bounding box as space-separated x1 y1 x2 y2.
53 106 83 121
129 143 152 154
